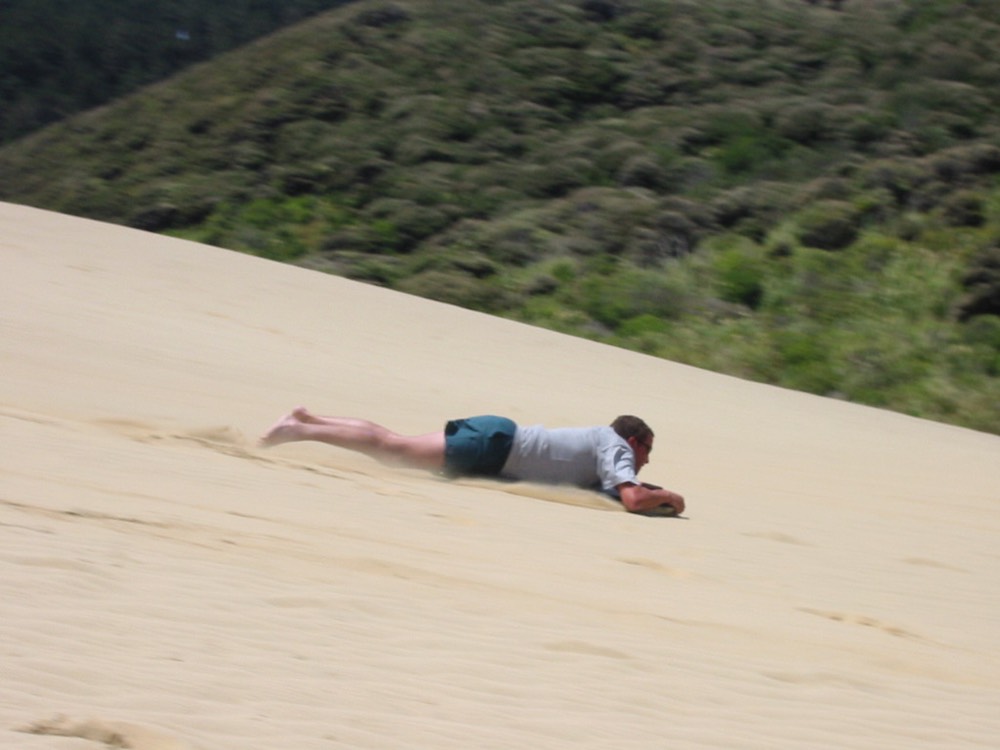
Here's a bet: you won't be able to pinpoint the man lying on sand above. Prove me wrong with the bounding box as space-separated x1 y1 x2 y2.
260 408 685 515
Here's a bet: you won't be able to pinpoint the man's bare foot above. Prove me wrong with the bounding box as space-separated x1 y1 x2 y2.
291 406 321 424
259 411 306 447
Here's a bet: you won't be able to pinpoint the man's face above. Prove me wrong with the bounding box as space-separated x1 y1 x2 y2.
629 434 653 472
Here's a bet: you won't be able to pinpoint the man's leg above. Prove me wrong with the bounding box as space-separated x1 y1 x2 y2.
259 407 445 471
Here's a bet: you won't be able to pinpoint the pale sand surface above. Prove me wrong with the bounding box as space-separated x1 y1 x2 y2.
2 201 999 749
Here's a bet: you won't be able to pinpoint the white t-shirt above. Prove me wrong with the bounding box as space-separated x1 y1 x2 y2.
499 425 638 492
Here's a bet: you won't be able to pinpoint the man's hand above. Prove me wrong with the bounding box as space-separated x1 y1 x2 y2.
617 483 685 515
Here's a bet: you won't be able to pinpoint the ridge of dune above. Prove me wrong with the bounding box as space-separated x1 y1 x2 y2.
2 202 998 749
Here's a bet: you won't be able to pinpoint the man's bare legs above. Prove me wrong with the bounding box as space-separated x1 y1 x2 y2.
259 407 445 471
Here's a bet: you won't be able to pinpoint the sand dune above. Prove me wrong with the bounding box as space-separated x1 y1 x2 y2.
2 201 998 749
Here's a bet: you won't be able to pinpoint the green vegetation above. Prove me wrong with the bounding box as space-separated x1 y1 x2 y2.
0 0 354 143
1 0 999 433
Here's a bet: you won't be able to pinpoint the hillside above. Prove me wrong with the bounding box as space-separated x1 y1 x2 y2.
1 0 999 433
0 0 354 144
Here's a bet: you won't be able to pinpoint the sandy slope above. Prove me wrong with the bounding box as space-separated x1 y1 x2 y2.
2 201 998 749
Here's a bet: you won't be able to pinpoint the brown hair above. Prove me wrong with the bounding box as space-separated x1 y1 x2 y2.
610 415 653 443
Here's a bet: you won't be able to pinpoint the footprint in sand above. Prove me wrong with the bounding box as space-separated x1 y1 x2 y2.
762 671 876 690
92 417 162 437
742 531 812 546
798 607 922 640
94 418 244 450
171 425 268 461
901 557 968 573
543 640 632 660
19 715 194 750
181 425 244 445
616 557 692 579
94 418 355 483
99 419 261 462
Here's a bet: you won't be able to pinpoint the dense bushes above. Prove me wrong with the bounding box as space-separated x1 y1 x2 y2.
0 0 354 144
795 201 863 251
958 246 1000 321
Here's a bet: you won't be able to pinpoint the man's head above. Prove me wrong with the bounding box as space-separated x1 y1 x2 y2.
610 415 654 471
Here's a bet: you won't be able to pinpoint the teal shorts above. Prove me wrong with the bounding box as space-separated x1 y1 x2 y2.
443 415 516 477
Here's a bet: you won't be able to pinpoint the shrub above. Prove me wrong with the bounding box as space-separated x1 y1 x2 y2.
908 178 953 213
713 241 767 309
617 7 669 41
473 126 526 158
352 3 412 29
711 186 764 227
524 273 559 296
396 269 514 313
796 200 862 250
128 195 216 231
773 328 839 395
616 153 668 190
962 314 1000 351
513 160 590 198
322 225 396 255
449 252 499 279
392 135 459 165
625 206 703 265
230 225 306 261
508 2 588 49
890 80 992 133
838 335 930 406
957 246 1000 321
626 225 687 266
438 216 555 266
478 223 539 265
618 313 670 337
958 316 1000 379
713 137 757 177
773 103 837 145
940 190 985 228
930 143 1000 183
550 259 578 283
577 0 625 23
858 158 931 205
616 63 682 109
361 198 453 251
577 265 689 328
333 253 405 285
845 109 895 148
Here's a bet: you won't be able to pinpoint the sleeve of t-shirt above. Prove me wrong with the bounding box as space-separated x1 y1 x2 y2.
597 432 638 491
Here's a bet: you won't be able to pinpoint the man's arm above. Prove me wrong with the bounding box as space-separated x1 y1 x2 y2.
617 483 685 514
